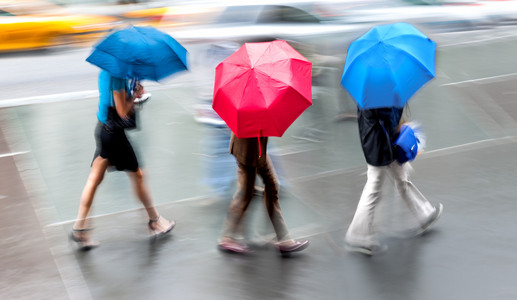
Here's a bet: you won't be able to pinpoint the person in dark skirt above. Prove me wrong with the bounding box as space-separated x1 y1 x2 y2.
70 70 175 250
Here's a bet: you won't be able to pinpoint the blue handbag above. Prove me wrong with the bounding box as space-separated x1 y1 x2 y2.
394 124 419 164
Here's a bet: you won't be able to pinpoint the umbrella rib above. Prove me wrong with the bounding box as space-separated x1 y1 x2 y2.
342 45 380 106
251 42 275 68
345 44 395 108
254 58 311 96
254 66 310 137
250 68 284 136
383 32 426 43
385 44 435 77
235 69 258 136
344 39 382 73
219 63 252 91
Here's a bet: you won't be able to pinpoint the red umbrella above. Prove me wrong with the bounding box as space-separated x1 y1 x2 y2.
213 40 312 139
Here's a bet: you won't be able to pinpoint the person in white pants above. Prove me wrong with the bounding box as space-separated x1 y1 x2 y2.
345 107 443 255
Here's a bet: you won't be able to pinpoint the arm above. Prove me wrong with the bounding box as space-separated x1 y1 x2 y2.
112 82 143 119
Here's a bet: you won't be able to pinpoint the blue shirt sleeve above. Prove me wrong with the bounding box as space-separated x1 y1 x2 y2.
111 76 126 92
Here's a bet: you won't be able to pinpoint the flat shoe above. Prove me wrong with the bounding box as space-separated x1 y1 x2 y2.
218 241 251 254
276 240 310 254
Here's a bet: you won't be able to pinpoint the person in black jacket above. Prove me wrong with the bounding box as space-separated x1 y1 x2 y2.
345 107 443 255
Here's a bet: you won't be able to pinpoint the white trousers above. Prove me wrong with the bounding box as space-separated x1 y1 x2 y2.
346 161 435 246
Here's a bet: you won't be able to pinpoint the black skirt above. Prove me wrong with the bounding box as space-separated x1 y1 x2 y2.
93 121 139 172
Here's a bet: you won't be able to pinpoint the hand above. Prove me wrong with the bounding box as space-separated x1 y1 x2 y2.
133 83 144 99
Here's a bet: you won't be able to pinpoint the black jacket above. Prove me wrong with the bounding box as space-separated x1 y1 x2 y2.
229 133 269 167
357 107 403 166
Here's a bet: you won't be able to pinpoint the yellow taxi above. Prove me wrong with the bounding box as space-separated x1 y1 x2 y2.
0 0 121 52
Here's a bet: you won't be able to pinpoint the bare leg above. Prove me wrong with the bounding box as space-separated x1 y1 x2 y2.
73 156 109 230
70 156 108 249
127 168 174 233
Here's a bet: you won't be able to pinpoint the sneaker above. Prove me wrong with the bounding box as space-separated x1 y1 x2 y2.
419 203 443 234
134 93 151 104
402 203 443 238
345 242 388 256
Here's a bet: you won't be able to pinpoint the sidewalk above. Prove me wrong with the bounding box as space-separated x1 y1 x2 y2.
3 124 517 299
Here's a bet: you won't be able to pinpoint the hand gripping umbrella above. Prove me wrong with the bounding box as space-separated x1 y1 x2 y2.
213 40 312 141
341 22 436 109
86 25 188 81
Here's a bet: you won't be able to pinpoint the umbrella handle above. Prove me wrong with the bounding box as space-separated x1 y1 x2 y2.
129 78 140 98
258 131 262 159
129 78 137 93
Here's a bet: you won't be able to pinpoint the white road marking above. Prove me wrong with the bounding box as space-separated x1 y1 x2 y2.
0 150 30 158
440 32 517 47
440 72 517 86
0 91 98 108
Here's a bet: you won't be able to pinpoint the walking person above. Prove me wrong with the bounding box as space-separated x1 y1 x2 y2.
345 107 443 255
218 133 310 255
70 70 175 250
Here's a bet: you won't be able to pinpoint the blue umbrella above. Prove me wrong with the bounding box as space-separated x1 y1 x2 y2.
341 22 436 109
86 26 188 81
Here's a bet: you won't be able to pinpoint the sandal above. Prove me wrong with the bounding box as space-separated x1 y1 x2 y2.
70 228 99 251
148 216 176 237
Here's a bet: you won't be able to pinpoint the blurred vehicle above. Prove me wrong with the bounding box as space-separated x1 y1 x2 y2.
402 0 478 4
342 0 493 32
479 0 517 26
120 3 220 28
0 0 121 52
172 1 366 49
171 0 513 46
397 0 517 29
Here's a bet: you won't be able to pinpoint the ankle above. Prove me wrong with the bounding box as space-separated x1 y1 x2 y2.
71 228 93 242
276 239 295 246
149 215 160 224
72 227 91 232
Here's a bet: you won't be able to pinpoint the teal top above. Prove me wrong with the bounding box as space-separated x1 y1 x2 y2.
97 70 128 124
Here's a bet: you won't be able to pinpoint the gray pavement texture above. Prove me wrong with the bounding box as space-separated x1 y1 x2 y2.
3 31 517 299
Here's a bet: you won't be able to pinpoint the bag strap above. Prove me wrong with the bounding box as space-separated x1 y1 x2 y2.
379 120 394 158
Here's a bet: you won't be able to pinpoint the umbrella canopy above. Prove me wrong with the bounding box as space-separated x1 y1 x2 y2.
341 22 436 109
213 40 312 138
86 25 188 81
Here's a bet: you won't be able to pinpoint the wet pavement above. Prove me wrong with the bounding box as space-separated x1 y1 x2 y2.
2 30 517 299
